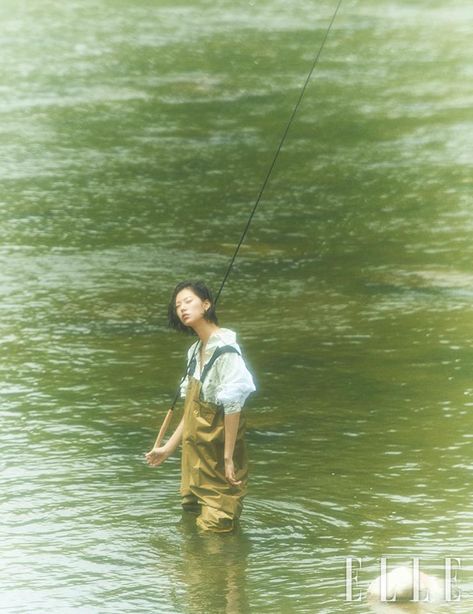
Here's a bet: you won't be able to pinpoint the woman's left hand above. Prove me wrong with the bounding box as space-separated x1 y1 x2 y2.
224 458 242 487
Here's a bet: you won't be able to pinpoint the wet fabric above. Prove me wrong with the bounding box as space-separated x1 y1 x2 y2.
181 377 248 533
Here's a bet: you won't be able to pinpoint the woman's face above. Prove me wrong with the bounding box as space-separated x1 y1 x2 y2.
175 288 210 329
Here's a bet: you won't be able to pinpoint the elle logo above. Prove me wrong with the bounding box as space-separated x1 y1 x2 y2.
345 557 461 602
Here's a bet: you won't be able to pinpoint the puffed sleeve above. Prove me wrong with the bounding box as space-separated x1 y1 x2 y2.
214 352 256 415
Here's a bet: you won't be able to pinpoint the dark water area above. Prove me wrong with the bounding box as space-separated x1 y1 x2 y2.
1 0 472 612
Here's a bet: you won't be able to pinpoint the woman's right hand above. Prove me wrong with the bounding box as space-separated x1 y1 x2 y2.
145 445 169 467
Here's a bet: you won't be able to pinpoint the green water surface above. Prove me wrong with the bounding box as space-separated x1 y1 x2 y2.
1 1 472 612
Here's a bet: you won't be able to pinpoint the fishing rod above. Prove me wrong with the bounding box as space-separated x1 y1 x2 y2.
150 0 343 451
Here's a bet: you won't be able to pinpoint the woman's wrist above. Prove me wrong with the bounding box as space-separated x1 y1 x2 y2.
156 443 171 456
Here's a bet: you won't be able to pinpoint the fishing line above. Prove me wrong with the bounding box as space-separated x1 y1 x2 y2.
215 0 343 305
150 0 343 448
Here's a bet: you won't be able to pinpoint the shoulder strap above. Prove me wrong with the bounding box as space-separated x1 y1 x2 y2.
201 345 240 384
187 344 241 383
187 343 200 380
188 345 240 385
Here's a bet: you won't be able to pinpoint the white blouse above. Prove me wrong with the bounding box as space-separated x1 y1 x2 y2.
180 328 255 415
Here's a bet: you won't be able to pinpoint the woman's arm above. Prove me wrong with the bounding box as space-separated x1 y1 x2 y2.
145 417 184 467
224 412 242 486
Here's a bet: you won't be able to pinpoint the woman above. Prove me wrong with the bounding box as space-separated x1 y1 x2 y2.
145 281 255 533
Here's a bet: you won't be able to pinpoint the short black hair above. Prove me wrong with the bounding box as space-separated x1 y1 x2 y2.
167 280 219 334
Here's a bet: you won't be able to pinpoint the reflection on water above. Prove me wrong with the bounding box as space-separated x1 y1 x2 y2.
170 515 251 614
1 0 472 611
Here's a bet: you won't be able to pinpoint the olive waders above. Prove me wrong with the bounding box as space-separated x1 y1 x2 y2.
180 356 248 533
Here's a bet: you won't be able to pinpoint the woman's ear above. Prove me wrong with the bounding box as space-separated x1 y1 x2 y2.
203 299 211 313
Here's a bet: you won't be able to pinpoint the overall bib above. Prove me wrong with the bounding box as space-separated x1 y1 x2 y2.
180 353 248 532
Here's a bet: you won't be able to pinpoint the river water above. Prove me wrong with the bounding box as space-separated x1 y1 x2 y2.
1 0 472 612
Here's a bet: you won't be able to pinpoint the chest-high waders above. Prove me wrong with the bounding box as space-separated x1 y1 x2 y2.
180 346 248 533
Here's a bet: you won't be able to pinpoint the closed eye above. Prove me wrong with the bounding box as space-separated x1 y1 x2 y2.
176 298 192 308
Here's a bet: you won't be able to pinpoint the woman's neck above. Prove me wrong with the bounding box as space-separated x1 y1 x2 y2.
193 321 220 345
